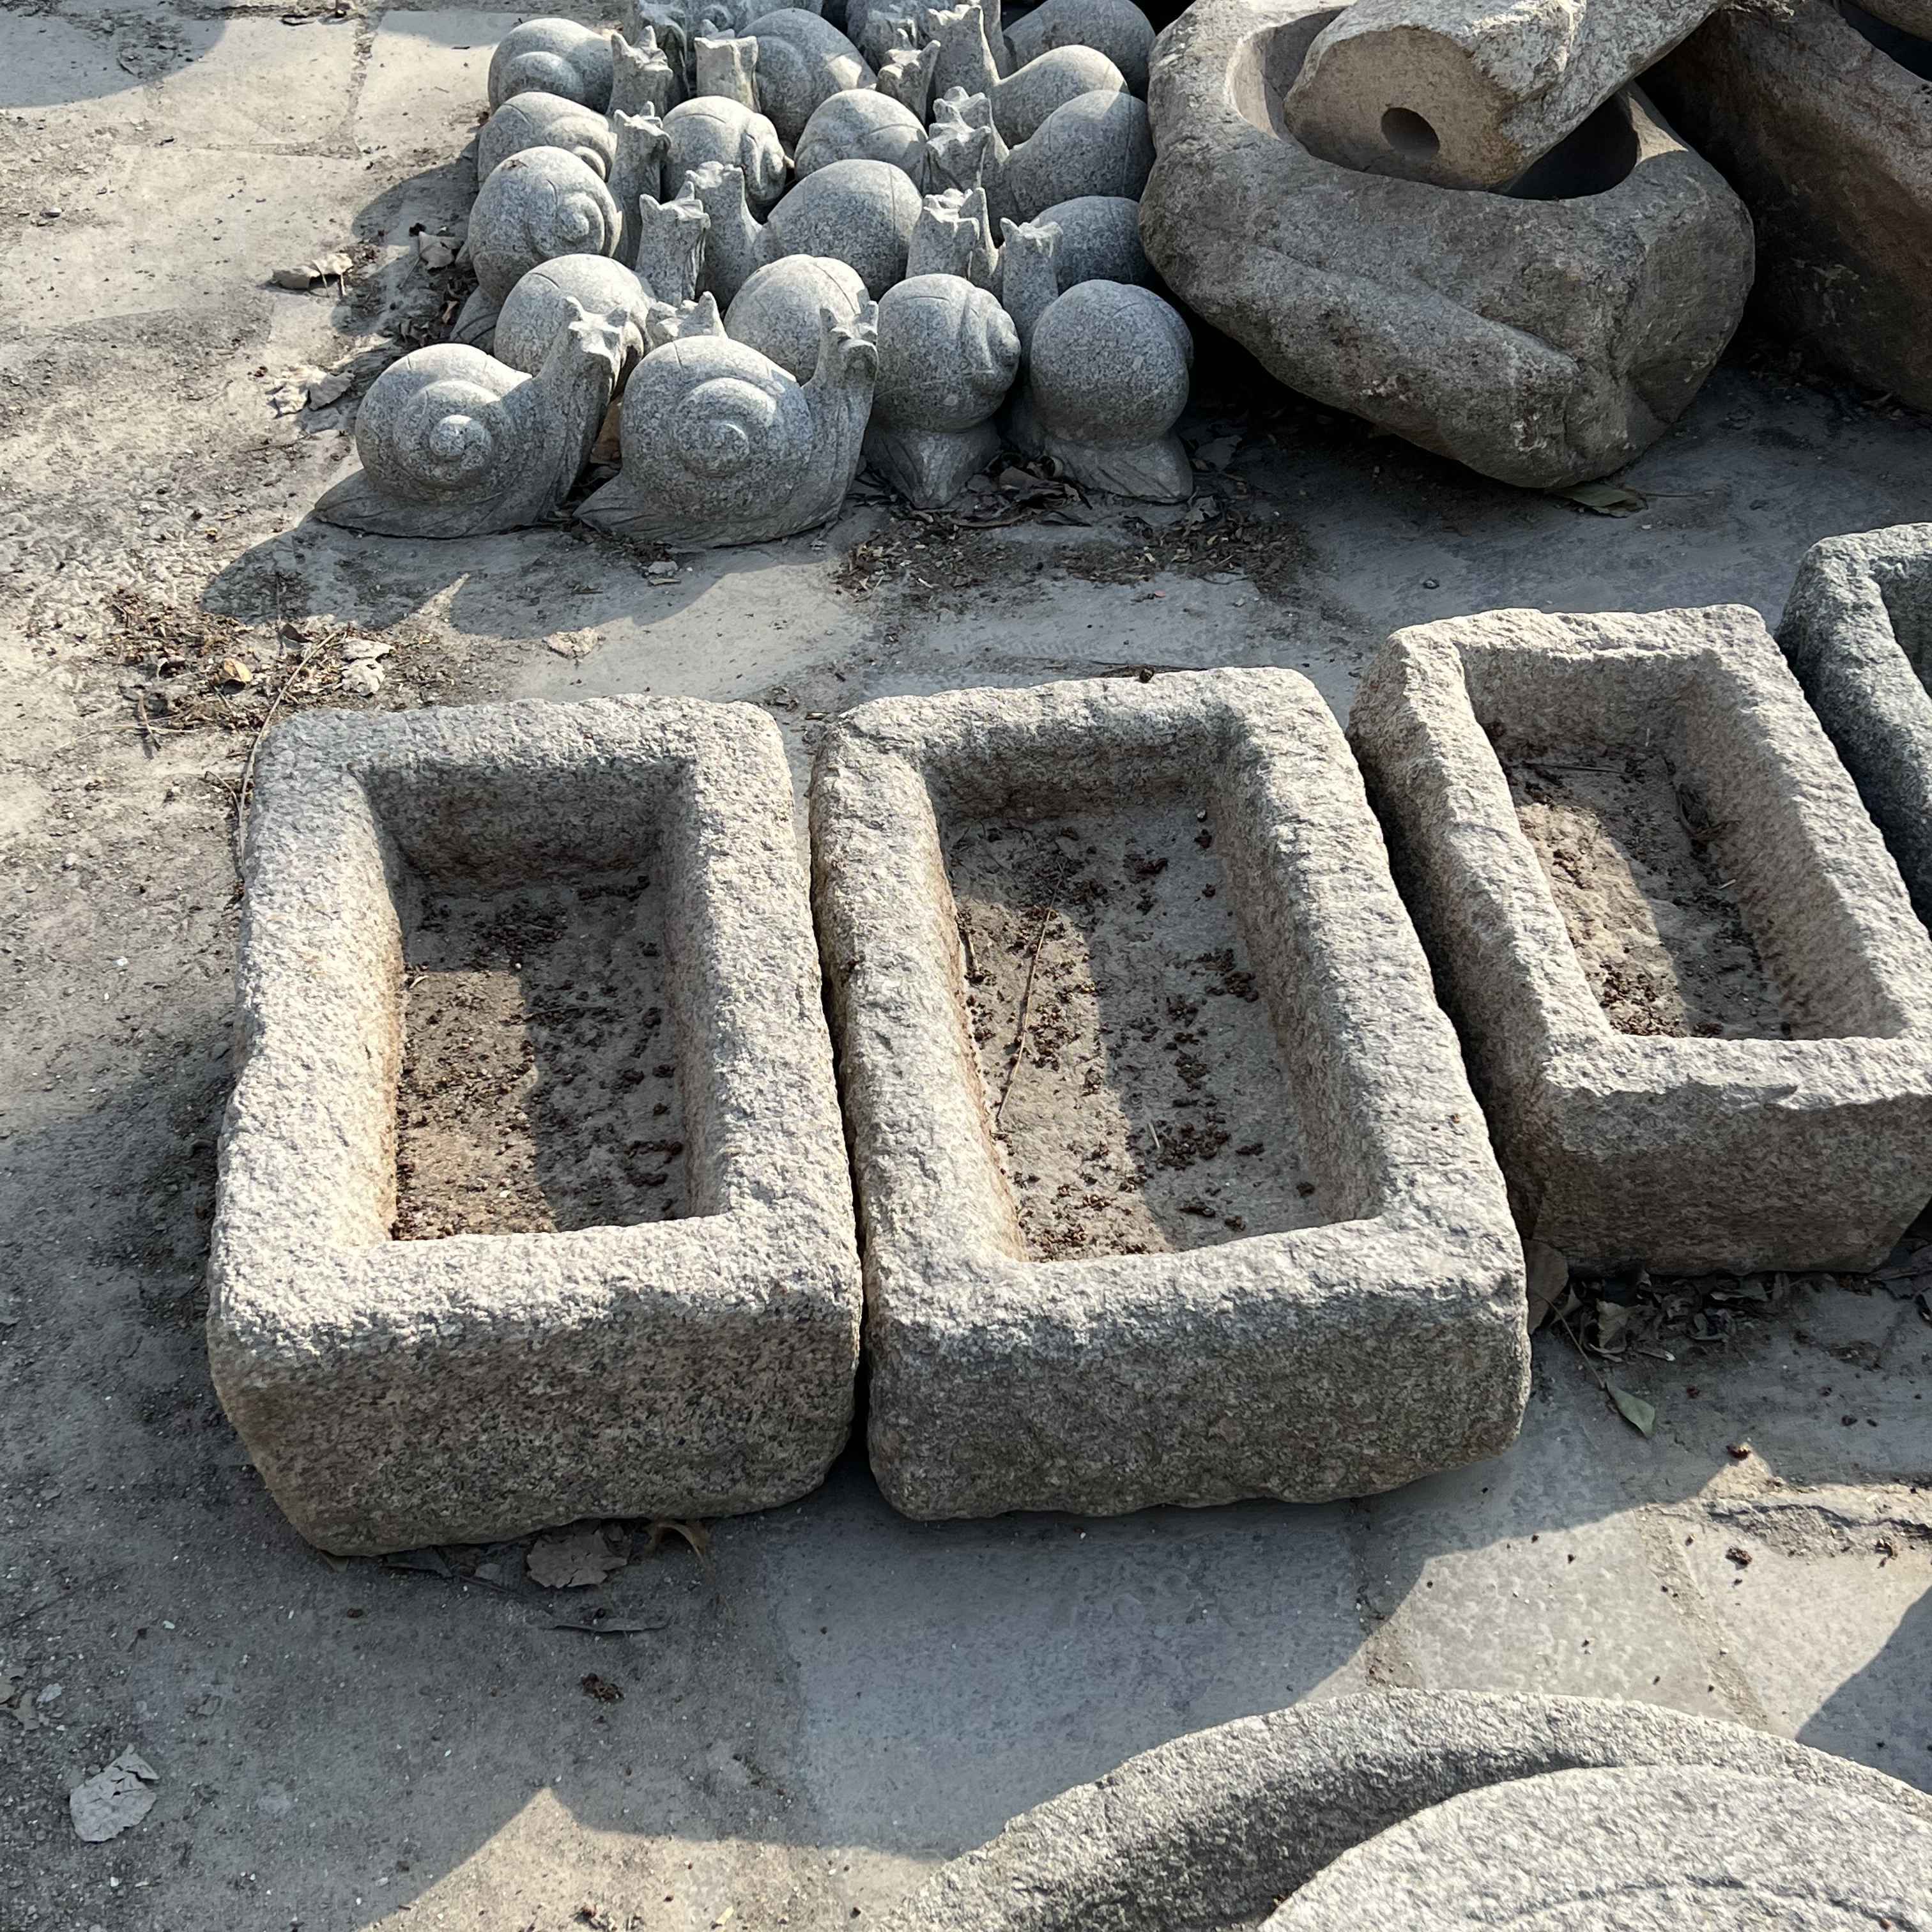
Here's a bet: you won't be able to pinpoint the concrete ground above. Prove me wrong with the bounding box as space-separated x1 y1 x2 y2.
2 4 1929 1929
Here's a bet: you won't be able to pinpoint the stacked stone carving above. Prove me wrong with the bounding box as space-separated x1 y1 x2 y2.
315 0 1193 543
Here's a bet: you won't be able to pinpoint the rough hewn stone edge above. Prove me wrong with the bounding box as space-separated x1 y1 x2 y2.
880 1691 1932 1932
1348 604 1932 1272
1779 523 1932 931
208 696 861 1553
810 670 1528 1520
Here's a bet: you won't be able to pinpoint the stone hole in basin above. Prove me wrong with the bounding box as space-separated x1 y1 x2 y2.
941 797 1331 1262
1503 97 1640 201
1380 106 1440 161
394 870 688 1238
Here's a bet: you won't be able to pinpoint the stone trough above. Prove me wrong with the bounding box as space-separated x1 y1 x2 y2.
810 670 1530 1521
208 696 861 1556
1780 524 1932 928
1349 604 1932 1278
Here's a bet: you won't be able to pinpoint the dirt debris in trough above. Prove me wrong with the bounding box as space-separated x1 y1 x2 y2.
1501 740 1788 1039
944 800 1325 1262
394 872 686 1239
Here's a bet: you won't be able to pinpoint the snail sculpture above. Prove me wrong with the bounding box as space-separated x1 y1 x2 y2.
488 19 615 109
690 156 924 302
315 302 630 537
495 257 656 376
921 0 1126 143
576 301 881 546
877 38 940 118
999 218 1193 502
907 186 997 284
742 9 875 148
864 271 1020 506
664 92 787 211
794 89 930 184
1000 86 1153 221
477 91 617 180
726 255 871 380
470 146 623 304
610 106 673 266
1005 0 1153 95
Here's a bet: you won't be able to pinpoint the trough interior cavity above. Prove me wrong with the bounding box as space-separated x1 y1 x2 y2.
1878 558 1932 693
1498 739 1787 1039
393 868 687 1239
941 797 1330 1262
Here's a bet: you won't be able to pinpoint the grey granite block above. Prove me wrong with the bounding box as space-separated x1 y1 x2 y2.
209 697 861 1555
1779 525 1932 931
877 1692 1932 1932
810 671 1529 1521
1349 604 1932 1276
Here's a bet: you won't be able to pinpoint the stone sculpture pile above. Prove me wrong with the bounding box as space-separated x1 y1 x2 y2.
316 0 1196 545
1140 0 1930 486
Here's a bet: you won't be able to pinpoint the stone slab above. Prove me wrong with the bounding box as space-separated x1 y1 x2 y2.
878 1691 1932 1932
208 696 861 1554
145 15 361 153
1348 603 1932 1275
1779 523 1932 931
1282 0 1724 189
1647 0 1932 412
356 10 523 162
810 670 1529 1519
1269 1763 1932 1929
1141 0 1752 489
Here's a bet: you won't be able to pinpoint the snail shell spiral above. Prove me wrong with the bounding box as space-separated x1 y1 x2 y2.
478 91 618 181
488 19 616 109
353 346 544 505
470 147 623 303
617 337 815 523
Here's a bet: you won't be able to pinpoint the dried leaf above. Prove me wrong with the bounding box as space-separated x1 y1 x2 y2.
1192 433 1241 471
1524 1239 1569 1329
306 369 353 408
528 1526 627 1590
218 657 254 687
266 380 310 417
551 1615 671 1636
1592 1300 1632 1354
417 234 457 270
1557 480 1646 516
1607 1383 1656 1436
69 1750 160 1843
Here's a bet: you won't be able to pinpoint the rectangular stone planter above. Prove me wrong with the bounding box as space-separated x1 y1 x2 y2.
1779 523 1932 928
810 671 1529 1521
1350 604 1932 1276
209 697 861 1556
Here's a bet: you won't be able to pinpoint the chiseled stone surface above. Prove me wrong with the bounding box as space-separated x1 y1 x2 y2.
1033 193 1149 285
486 16 615 108
1269 1765 1932 1931
1348 604 1932 1276
879 1692 1932 1932
746 7 875 147
864 270 1020 505
726 253 871 381
1282 0 1724 190
1647 0 1932 413
468 144 622 302
494 255 654 374
1142 0 1752 489
478 89 618 181
794 88 930 181
1778 524 1932 930
1006 0 1157 94
811 671 1529 1521
576 305 879 544
208 698 861 1555
1002 86 1153 220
